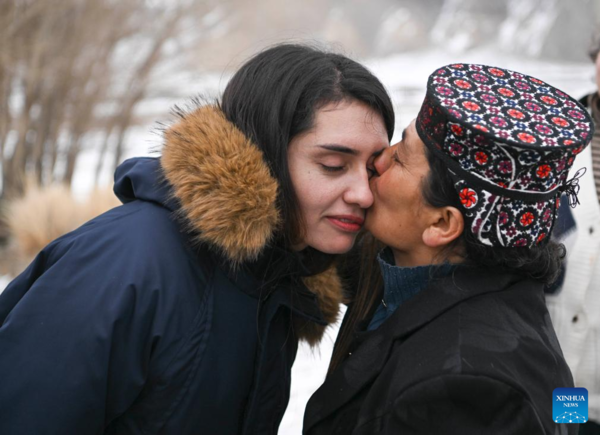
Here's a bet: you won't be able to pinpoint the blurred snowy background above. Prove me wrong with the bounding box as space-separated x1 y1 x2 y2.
1 0 600 433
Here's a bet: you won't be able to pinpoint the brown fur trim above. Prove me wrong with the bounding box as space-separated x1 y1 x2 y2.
296 266 343 346
161 104 343 341
161 105 280 264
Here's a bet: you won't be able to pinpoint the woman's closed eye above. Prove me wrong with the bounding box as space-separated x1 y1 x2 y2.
320 164 345 173
392 149 404 167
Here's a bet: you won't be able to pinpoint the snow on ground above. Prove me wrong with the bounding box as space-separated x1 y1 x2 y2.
279 306 346 435
0 275 10 295
2 49 594 434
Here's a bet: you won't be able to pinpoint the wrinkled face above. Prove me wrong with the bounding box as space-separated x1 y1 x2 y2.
288 100 389 253
366 119 435 265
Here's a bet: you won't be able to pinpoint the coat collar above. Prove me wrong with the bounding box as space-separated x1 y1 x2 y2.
304 266 530 431
160 103 342 345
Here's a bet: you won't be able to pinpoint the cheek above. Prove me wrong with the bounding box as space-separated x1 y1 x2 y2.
294 176 337 219
374 174 424 224
375 173 403 210
289 163 315 202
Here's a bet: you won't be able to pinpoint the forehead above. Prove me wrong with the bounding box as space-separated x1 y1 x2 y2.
399 120 424 156
310 100 389 148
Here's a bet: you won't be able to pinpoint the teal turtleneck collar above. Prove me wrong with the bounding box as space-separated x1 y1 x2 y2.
367 248 457 331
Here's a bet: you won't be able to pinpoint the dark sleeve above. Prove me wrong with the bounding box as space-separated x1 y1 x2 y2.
376 374 546 435
0 234 207 434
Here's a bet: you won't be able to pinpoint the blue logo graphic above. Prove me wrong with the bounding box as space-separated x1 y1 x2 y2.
553 388 588 424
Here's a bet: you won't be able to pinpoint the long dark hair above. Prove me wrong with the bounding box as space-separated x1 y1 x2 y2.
220 43 395 251
329 144 565 373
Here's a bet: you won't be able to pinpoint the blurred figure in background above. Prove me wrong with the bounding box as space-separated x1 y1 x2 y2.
546 35 600 435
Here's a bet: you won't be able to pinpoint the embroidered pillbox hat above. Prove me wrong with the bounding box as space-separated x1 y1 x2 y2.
416 63 593 248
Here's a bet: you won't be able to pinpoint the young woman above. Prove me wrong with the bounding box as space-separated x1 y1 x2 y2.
304 63 590 435
0 44 394 434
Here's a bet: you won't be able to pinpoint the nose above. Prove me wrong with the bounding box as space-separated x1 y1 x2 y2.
343 168 374 209
373 145 395 176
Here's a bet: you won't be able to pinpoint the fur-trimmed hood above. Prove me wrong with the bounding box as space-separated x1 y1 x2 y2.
152 104 342 344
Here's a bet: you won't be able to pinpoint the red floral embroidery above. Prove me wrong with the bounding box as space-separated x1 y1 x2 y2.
474 124 489 132
520 212 535 227
462 101 481 111
530 77 544 84
514 238 528 247
451 124 464 136
541 95 558 106
455 79 472 89
536 164 551 178
518 132 536 144
489 68 505 77
498 88 515 97
508 109 525 119
475 151 488 165
459 188 478 208
551 117 569 127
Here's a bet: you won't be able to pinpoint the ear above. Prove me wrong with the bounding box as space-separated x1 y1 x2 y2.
422 206 464 248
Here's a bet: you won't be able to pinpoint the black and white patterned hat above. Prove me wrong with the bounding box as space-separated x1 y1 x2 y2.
416 63 593 248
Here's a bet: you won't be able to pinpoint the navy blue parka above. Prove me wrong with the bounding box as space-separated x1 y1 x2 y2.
0 106 342 435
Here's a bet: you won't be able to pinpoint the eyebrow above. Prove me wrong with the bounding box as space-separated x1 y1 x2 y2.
317 144 359 156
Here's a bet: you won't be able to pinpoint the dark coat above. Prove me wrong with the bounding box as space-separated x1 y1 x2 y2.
0 106 343 435
304 267 576 435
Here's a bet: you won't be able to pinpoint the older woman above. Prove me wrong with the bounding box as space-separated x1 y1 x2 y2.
304 64 592 435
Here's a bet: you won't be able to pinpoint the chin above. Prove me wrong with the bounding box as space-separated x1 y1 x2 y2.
363 221 389 247
308 234 357 254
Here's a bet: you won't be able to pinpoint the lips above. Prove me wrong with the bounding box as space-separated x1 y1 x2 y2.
326 215 364 232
